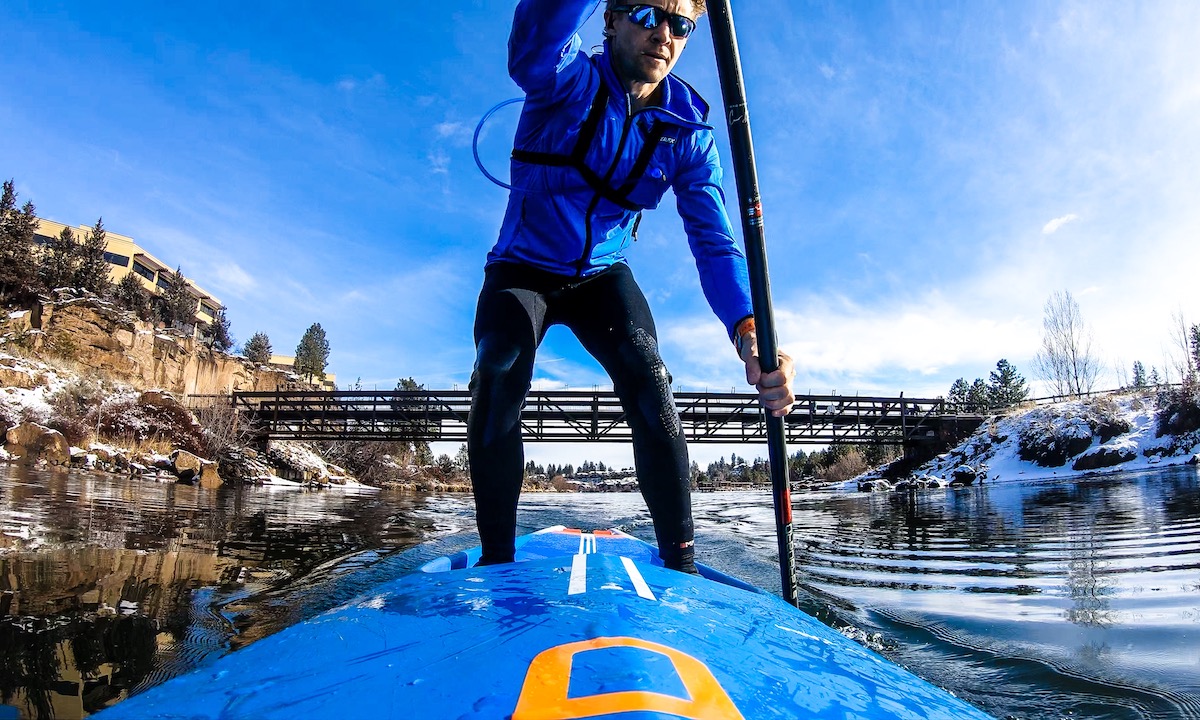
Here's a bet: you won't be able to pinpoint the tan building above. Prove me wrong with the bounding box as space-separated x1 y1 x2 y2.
268 354 337 391
33 218 223 326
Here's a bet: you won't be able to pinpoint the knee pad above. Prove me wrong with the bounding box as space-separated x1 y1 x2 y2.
620 328 682 439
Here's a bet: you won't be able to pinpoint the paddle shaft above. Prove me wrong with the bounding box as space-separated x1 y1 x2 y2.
706 0 800 607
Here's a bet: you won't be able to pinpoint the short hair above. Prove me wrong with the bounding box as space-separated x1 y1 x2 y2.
607 0 706 18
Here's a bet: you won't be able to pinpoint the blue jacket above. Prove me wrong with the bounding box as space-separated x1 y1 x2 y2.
489 0 753 339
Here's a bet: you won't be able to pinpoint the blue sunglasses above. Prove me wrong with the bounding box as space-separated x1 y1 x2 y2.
611 4 697 39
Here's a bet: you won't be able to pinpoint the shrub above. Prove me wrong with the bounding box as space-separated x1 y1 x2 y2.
1085 396 1132 442
97 398 205 454
316 439 424 485
1156 381 1200 437
819 448 870 483
46 334 79 360
1017 413 1093 467
191 399 257 458
46 377 109 445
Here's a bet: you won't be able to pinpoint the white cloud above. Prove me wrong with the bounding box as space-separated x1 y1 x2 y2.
434 121 470 141
210 262 257 296
428 149 450 175
1041 213 1079 234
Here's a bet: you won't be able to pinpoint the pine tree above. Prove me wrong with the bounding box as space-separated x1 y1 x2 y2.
244 331 273 364
74 217 111 295
1149 367 1161 387
202 307 233 352
967 378 990 412
39 225 78 291
1191 326 1200 380
1131 361 1147 389
0 180 40 303
158 266 197 330
294 323 330 382
948 378 970 408
113 272 151 320
987 359 1030 408
453 444 470 472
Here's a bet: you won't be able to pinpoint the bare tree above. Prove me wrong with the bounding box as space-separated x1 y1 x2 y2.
1168 309 1195 383
1034 290 1100 397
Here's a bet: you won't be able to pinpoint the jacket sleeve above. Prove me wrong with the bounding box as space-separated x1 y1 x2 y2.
509 0 602 96
673 129 755 340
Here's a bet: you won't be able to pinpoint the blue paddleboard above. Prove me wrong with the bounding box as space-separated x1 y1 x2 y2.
95 526 993 718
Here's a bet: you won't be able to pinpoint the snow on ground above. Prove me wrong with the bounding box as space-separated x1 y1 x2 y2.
849 392 1200 490
1 353 377 490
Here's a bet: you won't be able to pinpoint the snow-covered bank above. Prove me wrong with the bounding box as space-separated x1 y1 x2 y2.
1 349 375 491
851 391 1200 491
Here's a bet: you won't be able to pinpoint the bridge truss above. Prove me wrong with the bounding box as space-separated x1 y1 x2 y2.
232 390 983 447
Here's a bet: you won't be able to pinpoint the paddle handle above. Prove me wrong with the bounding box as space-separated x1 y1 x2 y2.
707 0 800 607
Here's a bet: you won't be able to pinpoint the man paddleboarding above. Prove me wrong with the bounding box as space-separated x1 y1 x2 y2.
469 0 795 572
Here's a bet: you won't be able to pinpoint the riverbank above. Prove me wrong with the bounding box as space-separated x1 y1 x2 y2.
851 388 1200 491
7 298 1199 494
0 329 378 491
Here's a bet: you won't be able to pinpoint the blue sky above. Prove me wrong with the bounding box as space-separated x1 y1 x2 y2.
3 1 1199 467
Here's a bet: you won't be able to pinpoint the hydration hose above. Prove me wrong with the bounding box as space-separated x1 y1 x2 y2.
472 97 525 192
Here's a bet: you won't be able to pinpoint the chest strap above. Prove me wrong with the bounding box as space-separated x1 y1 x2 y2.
511 83 667 212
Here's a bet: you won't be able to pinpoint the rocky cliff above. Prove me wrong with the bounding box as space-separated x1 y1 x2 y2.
3 296 291 396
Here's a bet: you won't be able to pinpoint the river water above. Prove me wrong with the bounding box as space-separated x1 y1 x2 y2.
1 464 1197 719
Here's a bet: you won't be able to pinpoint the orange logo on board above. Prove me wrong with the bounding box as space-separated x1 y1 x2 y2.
512 636 743 719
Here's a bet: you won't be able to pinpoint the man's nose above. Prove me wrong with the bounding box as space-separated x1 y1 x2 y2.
649 20 671 44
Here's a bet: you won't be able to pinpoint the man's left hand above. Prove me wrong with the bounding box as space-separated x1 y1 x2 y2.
739 331 796 417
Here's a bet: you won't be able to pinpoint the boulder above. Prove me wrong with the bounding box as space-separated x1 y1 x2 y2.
139 390 179 409
3 422 70 465
3 309 33 334
0 363 41 389
857 479 891 492
1073 446 1136 471
170 449 204 482
88 444 115 464
950 465 977 487
198 461 223 488
170 449 223 487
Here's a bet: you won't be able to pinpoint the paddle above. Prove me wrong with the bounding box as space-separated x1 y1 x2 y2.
707 0 800 607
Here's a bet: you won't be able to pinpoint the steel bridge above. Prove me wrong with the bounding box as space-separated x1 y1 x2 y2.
231 390 984 448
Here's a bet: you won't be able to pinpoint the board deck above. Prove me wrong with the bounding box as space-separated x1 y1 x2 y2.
94 526 993 719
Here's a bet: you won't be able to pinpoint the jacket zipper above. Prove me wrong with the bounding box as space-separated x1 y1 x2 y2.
575 94 637 277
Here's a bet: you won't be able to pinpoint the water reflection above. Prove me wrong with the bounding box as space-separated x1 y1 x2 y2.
786 467 1200 719
0 466 453 718
3 464 1200 719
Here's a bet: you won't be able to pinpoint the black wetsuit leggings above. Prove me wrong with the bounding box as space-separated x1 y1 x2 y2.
467 262 694 568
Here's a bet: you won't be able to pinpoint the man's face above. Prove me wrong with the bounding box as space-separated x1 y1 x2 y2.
605 1 697 89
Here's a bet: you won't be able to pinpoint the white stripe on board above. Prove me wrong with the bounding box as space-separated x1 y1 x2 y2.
621 556 656 601
568 553 587 595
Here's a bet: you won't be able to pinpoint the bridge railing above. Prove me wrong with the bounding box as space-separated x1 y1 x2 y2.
230 390 981 446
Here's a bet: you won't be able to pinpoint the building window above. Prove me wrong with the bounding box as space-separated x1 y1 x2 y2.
200 303 218 318
157 276 171 291
133 261 155 282
104 252 130 267
33 233 55 246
